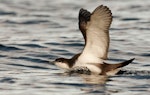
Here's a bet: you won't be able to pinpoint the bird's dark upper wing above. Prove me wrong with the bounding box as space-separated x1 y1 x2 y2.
78 8 91 43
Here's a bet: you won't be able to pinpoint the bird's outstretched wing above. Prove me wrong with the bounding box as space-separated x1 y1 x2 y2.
78 5 112 59
79 8 91 43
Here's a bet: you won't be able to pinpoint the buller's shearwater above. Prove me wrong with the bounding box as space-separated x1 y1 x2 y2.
53 5 135 75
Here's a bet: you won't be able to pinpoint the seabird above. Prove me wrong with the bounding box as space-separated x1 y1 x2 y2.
53 5 135 75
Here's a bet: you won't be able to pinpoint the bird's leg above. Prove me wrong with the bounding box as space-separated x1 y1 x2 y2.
67 66 91 75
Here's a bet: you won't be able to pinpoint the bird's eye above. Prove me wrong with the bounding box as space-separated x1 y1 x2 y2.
58 60 62 62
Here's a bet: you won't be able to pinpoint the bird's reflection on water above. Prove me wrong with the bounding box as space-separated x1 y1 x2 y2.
80 74 109 84
55 68 150 85
55 71 108 84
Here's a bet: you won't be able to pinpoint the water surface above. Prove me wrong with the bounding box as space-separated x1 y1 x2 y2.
0 0 150 95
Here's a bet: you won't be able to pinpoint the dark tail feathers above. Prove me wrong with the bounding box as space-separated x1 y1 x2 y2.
101 58 135 74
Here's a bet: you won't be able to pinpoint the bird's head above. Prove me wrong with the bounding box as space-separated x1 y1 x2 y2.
53 58 70 69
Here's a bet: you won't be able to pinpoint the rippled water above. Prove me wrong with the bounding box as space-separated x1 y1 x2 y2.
0 0 150 95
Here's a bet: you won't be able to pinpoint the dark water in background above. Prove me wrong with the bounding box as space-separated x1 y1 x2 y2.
0 0 149 95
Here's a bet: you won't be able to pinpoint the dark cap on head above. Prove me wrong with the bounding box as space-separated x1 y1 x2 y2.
55 58 66 63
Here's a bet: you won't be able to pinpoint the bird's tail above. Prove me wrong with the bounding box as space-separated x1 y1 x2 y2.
101 58 135 75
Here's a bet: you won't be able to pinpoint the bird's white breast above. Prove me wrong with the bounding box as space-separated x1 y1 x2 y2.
74 53 103 74
76 52 103 64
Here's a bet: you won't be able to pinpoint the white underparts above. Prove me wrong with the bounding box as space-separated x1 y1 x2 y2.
73 54 103 74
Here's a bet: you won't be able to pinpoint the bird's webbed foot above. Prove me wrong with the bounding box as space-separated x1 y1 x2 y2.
67 66 91 75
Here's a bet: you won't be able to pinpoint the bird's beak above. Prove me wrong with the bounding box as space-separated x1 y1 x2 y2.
49 61 55 64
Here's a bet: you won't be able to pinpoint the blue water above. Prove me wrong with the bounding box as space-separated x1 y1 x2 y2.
0 0 149 95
